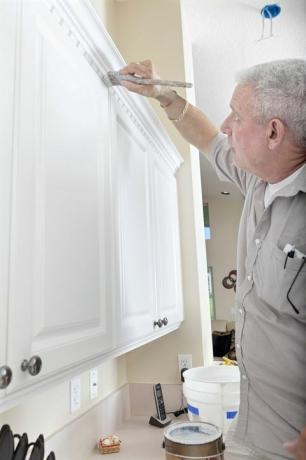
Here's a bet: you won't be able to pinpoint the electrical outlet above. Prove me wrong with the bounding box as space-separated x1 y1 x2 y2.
70 377 81 413
178 354 192 373
90 368 98 400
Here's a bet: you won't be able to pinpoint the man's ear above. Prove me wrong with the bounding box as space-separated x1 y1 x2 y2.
266 118 286 150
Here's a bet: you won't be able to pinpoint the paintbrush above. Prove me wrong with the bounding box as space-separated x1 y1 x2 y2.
103 70 192 88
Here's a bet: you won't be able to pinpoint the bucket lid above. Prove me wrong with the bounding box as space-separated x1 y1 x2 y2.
184 365 240 383
164 422 221 445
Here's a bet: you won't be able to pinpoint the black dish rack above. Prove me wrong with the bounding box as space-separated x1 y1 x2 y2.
0 424 55 460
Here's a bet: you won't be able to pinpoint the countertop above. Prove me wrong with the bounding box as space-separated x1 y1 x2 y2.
91 414 189 460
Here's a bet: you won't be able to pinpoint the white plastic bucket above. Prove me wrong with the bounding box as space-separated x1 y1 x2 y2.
183 365 240 435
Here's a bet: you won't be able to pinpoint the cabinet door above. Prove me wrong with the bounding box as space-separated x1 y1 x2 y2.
110 99 156 345
0 0 18 398
6 2 113 393
151 157 183 326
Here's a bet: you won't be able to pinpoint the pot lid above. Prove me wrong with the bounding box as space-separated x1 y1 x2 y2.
164 422 221 445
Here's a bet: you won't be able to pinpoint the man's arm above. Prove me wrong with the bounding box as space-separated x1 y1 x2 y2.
119 60 219 153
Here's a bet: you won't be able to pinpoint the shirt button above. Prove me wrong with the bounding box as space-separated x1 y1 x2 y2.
247 274 252 281
239 308 243 315
236 343 240 349
255 238 261 245
242 374 247 380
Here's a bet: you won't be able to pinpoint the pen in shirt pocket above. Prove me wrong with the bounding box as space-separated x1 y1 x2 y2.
283 244 306 268
282 243 306 314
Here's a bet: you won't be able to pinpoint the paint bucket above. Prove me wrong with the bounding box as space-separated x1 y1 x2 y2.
183 365 240 435
164 421 225 459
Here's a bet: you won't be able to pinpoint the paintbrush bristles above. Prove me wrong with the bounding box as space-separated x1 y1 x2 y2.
103 70 192 88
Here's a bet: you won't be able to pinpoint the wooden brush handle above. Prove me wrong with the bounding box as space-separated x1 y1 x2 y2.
116 74 192 88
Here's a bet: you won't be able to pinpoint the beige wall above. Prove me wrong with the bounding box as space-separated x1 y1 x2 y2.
0 357 127 442
205 198 244 321
90 0 117 41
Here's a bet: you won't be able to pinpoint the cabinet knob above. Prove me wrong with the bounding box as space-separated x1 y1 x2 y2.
162 317 168 326
0 365 13 389
21 355 42 376
153 318 163 328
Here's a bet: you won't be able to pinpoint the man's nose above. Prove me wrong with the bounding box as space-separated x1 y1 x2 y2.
220 116 231 135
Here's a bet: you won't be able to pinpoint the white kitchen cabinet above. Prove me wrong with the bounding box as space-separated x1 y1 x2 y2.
110 99 156 346
110 96 183 347
3 1 113 398
151 156 183 329
0 0 183 408
0 0 18 400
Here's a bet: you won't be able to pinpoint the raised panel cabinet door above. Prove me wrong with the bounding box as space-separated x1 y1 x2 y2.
6 1 113 393
0 0 18 398
151 157 183 326
110 98 156 345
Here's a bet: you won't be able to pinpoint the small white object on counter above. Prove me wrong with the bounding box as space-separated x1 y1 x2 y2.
93 415 188 460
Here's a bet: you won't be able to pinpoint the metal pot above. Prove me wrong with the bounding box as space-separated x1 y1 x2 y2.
164 421 225 459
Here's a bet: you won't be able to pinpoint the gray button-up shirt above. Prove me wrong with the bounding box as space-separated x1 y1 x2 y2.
208 134 306 460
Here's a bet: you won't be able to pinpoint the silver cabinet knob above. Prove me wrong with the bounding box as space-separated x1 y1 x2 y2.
0 365 13 389
21 355 42 376
162 317 168 326
153 318 163 328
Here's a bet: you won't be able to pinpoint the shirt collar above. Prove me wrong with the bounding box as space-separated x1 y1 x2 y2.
255 163 306 206
264 164 306 206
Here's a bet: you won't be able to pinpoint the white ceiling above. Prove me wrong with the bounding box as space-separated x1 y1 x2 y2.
181 0 306 201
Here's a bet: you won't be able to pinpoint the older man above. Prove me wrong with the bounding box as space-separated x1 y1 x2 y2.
119 59 306 460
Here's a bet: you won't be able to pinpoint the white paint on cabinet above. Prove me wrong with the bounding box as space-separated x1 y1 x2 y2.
0 0 184 411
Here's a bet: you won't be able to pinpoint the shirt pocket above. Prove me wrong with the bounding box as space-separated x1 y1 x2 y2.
254 245 306 318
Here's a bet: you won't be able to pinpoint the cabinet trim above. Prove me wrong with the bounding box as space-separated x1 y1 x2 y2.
0 321 181 413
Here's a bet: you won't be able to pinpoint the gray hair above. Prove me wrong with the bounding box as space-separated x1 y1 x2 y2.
236 59 306 149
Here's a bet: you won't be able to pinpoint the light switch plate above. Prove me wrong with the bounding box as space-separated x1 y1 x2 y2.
70 377 81 413
90 368 98 399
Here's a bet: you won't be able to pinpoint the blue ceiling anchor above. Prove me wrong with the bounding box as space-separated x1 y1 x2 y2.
261 4 281 19
259 4 281 40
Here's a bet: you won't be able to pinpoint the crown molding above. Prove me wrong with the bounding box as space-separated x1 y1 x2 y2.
45 0 183 172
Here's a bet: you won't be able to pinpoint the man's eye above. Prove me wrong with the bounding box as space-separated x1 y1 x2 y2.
230 111 239 122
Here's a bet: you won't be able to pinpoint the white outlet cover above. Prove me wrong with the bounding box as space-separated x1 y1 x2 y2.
70 377 81 413
178 354 193 372
90 368 98 399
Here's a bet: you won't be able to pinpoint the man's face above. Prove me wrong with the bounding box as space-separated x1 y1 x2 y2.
221 85 269 176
